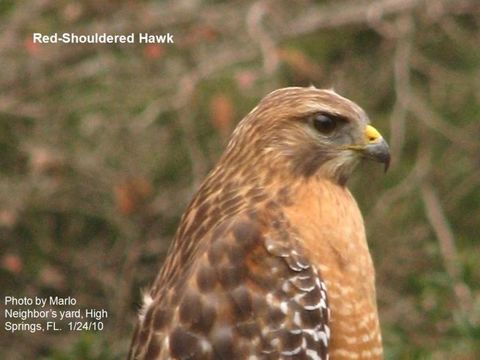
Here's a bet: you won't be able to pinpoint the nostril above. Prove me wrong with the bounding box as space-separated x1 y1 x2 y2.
365 125 382 144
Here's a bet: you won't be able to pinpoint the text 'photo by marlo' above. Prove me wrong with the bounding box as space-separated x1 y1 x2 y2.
1 1 479 359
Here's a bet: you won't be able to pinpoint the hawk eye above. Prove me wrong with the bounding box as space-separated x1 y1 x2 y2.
312 113 337 134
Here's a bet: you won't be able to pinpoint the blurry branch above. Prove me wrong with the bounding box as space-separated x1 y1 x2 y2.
111 232 144 338
411 52 473 90
388 16 414 165
132 45 259 132
0 95 46 119
369 142 431 224
420 182 472 313
440 16 480 49
247 1 279 75
2 0 477 121
444 169 480 210
279 0 477 38
408 90 478 154
175 75 209 189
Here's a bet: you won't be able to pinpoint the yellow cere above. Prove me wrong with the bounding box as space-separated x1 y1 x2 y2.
365 125 382 143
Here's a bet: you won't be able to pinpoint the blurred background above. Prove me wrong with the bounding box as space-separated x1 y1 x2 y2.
1 0 479 359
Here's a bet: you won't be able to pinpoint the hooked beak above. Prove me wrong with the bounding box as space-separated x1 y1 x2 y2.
362 125 390 172
347 125 390 172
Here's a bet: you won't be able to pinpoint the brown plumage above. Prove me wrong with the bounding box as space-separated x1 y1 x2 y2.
128 87 390 359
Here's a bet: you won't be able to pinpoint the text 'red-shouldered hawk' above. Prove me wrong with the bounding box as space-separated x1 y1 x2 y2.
128 87 390 360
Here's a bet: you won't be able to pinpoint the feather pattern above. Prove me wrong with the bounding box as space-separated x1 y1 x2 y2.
128 87 385 359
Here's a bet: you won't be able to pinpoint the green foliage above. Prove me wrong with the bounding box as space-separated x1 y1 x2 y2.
42 333 119 360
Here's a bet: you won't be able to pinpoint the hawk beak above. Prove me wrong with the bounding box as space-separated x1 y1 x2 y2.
362 125 391 172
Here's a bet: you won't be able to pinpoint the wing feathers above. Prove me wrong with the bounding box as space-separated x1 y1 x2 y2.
129 214 330 359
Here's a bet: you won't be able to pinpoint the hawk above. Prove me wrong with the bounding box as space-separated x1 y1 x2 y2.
128 87 390 359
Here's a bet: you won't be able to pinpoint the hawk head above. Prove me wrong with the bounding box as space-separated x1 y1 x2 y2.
226 86 390 185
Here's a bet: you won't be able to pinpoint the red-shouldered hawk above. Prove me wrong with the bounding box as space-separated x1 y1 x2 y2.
128 87 390 359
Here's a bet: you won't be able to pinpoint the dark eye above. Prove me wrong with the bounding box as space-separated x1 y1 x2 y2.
312 113 337 134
